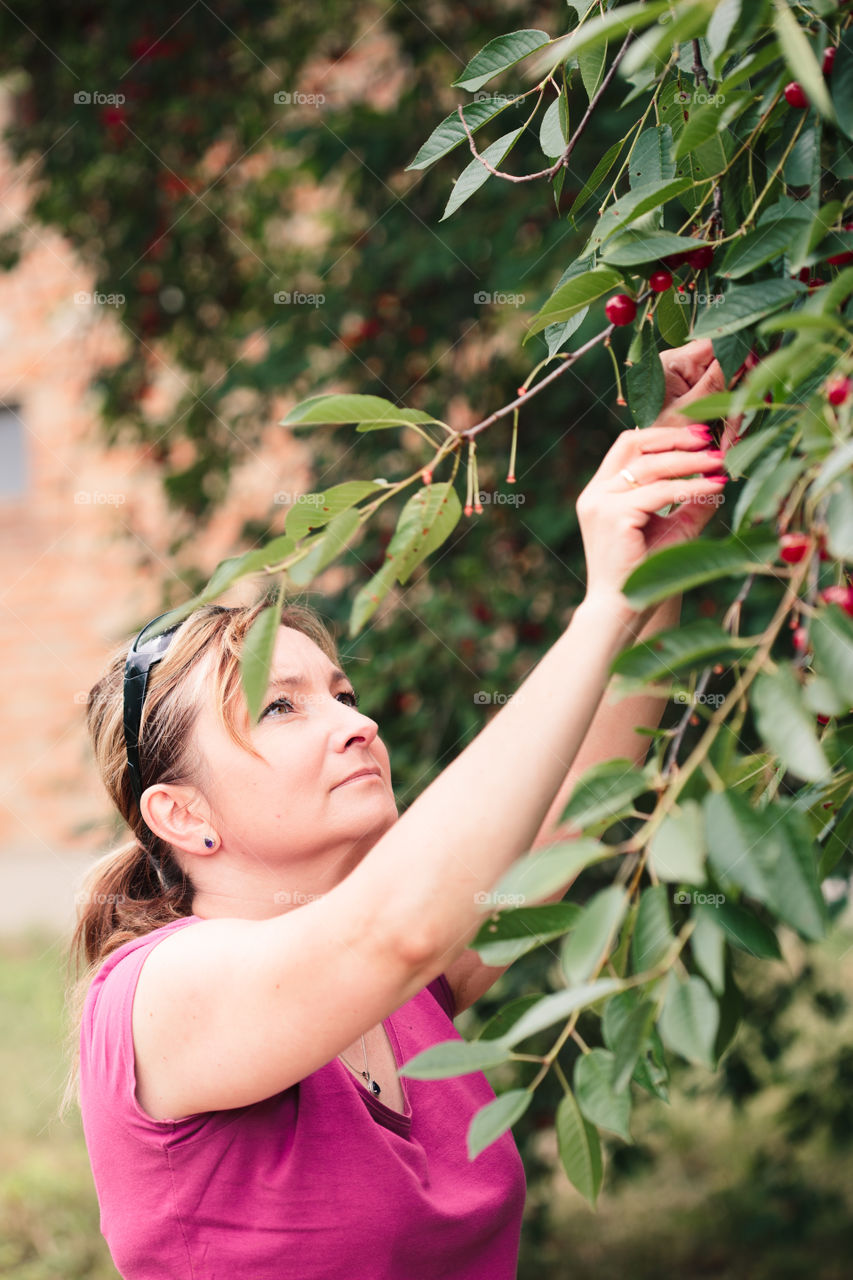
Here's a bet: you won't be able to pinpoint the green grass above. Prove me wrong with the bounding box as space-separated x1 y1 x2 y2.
0 931 116 1279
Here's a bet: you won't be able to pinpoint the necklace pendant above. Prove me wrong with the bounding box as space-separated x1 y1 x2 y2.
368 1077 381 1096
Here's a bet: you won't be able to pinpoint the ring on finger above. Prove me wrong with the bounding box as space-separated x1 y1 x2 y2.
618 466 640 488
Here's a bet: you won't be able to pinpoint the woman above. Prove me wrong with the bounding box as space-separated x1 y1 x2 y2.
66 339 734 1279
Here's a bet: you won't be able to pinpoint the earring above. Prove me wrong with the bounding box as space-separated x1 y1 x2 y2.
204 836 215 849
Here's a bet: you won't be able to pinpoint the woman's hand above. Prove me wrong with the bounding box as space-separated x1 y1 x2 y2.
576 338 740 612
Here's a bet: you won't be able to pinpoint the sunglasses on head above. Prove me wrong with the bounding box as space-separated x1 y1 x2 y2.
123 612 182 812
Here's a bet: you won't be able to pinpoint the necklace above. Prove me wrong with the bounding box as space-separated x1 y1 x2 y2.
339 1033 381 1096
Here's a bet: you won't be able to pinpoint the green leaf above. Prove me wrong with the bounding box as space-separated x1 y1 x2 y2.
440 127 524 221
467 1091 532 1162
525 267 624 339
649 802 706 886
631 885 674 973
690 910 726 994
695 900 781 961
240 600 283 725
810 607 853 705
288 508 361 586
585 178 694 253
752 665 831 783
501 980 625 1047
831 28 853 140
603 993 657 1093
489 838 615 906
706 0 742 75
384 481 462 585
477 994 548 1042
826 474 853 560
673 102 726 161
655 283 690 346
603 230 712 267
720 216 810 278
560 758 651 829
621 528 778 610
539 94 568 158
556 1090 603 1208
704 791 828 941
611 620 753 682
629 125 676 187
285 481 383 543
471 903 582 966
568 136 627 219
626 322 666 429
348 558 398 637
281 393 440 428
575 1049 631 1140
535 1 671 76
453 29 551 92
772 0 835 122
399 1037 513 1080
659 972 719 1069
406 97 519 170
578 39 608 102
561 887 628 986
691 279 806 339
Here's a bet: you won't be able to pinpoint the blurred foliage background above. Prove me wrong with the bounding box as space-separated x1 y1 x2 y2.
1 1 852 1275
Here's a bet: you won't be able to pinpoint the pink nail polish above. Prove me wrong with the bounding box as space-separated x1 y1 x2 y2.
705 448 724 460
687 424 712 440
707 472 728 483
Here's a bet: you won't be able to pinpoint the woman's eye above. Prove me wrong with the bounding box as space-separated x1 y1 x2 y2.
262 689 359 719
262 696 293 719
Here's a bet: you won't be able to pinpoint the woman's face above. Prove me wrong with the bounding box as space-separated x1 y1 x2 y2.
189 625 399 902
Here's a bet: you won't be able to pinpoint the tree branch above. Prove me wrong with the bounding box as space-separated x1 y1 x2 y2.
455 30 637 185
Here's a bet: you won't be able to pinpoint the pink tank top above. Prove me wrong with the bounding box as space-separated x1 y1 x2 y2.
79 915 527 1278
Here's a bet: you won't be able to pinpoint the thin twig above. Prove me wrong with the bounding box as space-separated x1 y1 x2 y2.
456 30 637 185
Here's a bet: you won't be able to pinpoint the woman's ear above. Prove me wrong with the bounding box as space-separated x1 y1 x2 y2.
141 784 216 858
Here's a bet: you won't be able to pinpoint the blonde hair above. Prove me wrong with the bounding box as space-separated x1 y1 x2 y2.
60 594 341 1116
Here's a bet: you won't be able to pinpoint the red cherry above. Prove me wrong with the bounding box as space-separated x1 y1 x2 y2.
784 82 809 109
604 294 637 326
819 585 853 618
649 269 673 292
826 375 852 406
826 251 853 266
792 626 810 653
823 46 837 76
687 245 714 271
779 532 811 564
663 252 687 269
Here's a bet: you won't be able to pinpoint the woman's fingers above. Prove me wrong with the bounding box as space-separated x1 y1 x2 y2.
611 473 728 515
596 423 712 480
606 446 726 488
